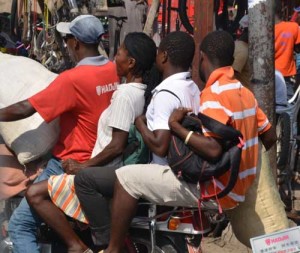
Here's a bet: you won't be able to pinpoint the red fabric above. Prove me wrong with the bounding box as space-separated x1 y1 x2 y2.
29 62 119 162
218 0 224 15
290 11 298 22
200 67 271 209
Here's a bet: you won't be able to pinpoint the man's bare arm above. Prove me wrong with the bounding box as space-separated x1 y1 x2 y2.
0 100 36 121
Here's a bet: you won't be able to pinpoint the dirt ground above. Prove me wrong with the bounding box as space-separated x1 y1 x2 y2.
200 192 300 253
196 207 254 252
201 224 252 253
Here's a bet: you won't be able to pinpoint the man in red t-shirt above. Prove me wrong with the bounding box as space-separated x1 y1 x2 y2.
0 15 119 253
275 0 300 99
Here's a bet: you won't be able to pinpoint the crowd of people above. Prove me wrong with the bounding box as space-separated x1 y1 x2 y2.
4 0 300 252
233 0 300 105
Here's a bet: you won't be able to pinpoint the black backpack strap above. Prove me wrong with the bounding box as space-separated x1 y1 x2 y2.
197 113 244 199
217 146 242 199
156 89 181 104
201 145 242 200
197 112 242 140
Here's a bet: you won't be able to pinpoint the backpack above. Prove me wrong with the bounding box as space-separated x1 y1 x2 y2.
122 124 150 165
167 113 244 199
122 89 180 165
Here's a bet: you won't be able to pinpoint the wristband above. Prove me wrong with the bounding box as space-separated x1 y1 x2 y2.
184 131 194 145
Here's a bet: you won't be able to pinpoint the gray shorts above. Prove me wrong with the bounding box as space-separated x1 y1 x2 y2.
116 164 217 209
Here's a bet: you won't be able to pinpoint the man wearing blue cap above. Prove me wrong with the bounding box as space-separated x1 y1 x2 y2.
0 15 119 253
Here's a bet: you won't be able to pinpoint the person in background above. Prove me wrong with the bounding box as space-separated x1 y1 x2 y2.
107 0 148 59
1 15 119 253
233 13 288 109
291 6 300 85
275 0 300 99
232 14 250 88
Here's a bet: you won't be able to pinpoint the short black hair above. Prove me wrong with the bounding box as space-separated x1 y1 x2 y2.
124 32 157 77
200 30 235 67
159 31 195 70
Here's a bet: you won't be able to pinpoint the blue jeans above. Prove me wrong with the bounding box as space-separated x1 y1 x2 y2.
8 158 64 253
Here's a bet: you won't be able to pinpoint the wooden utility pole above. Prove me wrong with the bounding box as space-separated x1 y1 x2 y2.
248 0 275 123
192 0 214 89
248 0 276 174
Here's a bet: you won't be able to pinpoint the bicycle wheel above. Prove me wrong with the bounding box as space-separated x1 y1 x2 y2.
178 0 193 34
276 112 291 170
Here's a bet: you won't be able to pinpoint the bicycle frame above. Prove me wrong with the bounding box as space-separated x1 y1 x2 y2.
277 85 300 169
276 84 300 213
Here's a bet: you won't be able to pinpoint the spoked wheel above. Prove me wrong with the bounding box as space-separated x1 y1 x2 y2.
276 112 291 170
178 0 194 34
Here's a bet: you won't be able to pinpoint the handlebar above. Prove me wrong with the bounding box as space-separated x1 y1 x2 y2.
288 84 300 104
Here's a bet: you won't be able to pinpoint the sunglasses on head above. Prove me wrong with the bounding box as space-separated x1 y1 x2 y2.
62 34 74 43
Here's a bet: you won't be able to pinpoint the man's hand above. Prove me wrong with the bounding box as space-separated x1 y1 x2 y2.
62 158 85 175
135 114 147 130
168 107 192 128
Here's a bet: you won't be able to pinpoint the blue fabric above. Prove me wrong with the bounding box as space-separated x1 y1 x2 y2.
8 158 64 253
275 70 288 110
70 15 104 44
296 53 300 74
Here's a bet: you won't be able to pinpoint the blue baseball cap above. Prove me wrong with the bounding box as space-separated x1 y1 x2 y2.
56 15 105 44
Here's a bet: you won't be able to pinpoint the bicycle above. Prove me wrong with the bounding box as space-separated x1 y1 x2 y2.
276 82 300 219
158 0 194 36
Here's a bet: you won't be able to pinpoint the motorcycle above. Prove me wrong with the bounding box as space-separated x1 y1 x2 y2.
0 194 217 253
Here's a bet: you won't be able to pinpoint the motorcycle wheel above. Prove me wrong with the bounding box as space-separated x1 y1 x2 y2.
178 0 194 34
129 236 164 253
157 233 189 253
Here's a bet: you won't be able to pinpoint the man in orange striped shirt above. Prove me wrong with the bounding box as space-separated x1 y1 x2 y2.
198 31 276 209
275 0 300 98
102 31 276 253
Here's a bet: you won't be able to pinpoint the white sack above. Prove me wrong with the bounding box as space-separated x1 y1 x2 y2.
0 52 60 164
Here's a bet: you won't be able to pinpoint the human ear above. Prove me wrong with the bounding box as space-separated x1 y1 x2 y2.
74 39 80 50
128 57 136 70
162 51 168 64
